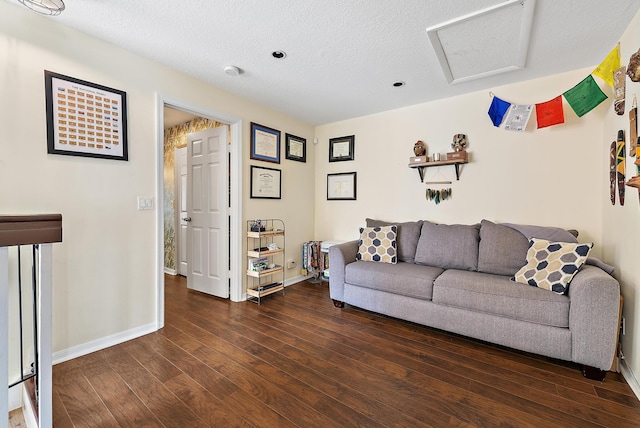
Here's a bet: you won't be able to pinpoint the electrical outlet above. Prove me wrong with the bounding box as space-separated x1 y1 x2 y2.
286 259 296 269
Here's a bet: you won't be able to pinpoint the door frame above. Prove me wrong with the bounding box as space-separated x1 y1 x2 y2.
174 146 187 277
155 93 244 330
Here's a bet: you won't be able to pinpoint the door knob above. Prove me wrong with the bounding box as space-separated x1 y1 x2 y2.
182 217 192 222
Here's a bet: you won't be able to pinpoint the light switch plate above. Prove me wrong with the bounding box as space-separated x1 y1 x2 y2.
137 196 154 210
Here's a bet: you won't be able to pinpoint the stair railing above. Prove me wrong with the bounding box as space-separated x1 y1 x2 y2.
1 214 62 428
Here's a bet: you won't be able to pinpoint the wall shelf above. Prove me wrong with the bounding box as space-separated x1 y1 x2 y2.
408 158 468 182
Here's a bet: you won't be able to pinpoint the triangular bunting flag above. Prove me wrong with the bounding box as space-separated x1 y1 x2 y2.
488 96 511 127
563 75 608 117
593 45 620 87
535 96 565 129
504 104 533 132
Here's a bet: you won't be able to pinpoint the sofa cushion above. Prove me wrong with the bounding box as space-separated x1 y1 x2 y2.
502 223 579 243
356 226 397 264
433 270 570 328
478 220 529 276
512 238 593 294
414 222 480 271
345 260 443 300
366 218 423 263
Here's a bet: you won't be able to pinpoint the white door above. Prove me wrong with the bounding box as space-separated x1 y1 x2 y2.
175 146 188 276
186 126 229 298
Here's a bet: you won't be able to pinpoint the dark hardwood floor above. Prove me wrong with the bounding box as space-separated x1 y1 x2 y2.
51 274 640 427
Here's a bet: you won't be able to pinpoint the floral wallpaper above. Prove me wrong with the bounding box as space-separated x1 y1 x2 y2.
163 117 229 271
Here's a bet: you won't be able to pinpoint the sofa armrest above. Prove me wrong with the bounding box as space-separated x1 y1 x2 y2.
329 240 359 303
568 265 621 370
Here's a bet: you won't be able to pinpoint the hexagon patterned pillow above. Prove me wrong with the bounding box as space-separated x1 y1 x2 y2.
512 238 593 294
356 225 397 264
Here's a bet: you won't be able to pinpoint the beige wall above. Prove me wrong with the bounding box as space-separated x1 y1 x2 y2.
0 2 315 355
315 68 607 254
602 9 640 389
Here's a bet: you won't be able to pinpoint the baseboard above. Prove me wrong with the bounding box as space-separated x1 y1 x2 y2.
52 322 157 365
164 267 177 275
621 358 640 401
284 274 314 287
22 384 37 428
8 383 22 411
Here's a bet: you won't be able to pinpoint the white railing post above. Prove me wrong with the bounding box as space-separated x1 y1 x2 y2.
36 244 52 428
1 247 8 428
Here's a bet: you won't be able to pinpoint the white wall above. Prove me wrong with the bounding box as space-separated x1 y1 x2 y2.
315 68 607 255
0 2 315 357
3 0 638 394
602 9 640 391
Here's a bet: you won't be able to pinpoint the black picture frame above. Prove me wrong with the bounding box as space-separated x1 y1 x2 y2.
250 122 281 163
329 135 355 162
250 165 282 199
44 70 128 161
285 133 306 163
327 172 357 200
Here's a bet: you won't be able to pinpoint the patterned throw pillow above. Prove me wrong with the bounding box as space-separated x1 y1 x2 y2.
356 226 397 264
512 238 593 294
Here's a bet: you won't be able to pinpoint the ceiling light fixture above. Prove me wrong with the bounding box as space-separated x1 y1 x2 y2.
224 65 241 76
393 81 405 87
18 0 65 16
272 51 287 59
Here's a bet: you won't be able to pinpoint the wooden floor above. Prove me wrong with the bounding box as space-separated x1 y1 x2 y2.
50 275 640 427
8 409 26 428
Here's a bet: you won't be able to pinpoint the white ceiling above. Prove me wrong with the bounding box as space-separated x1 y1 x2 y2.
10 0 640 125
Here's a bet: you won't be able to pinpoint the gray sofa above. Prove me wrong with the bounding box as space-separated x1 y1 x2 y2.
329 219 621 380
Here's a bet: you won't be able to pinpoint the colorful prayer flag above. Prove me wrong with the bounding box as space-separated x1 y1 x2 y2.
563 75 608 117
535 96 565 129
488 96 511 127
504 104 533 132
593 45 620 87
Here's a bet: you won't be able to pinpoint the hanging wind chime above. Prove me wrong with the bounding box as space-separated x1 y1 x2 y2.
425 188 452 204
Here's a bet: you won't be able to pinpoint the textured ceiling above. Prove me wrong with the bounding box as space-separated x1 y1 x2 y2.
8 0 640 125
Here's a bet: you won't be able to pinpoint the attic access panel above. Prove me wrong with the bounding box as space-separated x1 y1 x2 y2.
426 0 536 84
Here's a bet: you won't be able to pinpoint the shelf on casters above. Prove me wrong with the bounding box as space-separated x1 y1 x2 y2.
408 159 468 181
246 265 284 278
247 248 284 258
247 229 285 239
247 283 284 298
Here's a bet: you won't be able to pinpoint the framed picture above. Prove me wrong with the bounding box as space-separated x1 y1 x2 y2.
329 135 355 162
250 122 280 163
327 172 357 200
250 165 282 199
285 133 306 163
44 70 128 161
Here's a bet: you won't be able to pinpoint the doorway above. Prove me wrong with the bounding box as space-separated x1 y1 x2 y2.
156 94 243 329
164 112 227 280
